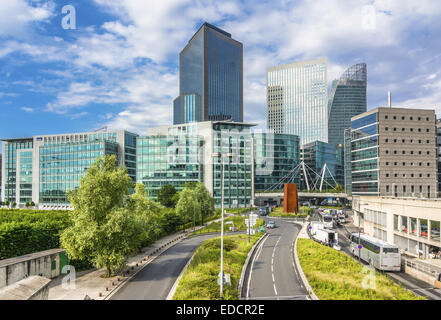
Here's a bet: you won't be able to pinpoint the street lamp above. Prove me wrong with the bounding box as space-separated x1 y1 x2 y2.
212 152 235 300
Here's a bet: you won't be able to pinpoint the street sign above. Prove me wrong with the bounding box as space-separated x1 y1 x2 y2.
358 244 362 250
218 272 231 286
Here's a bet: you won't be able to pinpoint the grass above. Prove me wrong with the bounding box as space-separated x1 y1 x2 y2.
173 234 263 300
297 239 424 300
269 206 312 217
190 216 265 235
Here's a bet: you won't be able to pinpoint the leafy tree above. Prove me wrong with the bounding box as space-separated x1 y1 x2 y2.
60 154 140 277
333 184 344 193
12 202 16 208
182 181 198 189
194 183 215 225
30 201 35 207
176 188 201 231
157 184 178 208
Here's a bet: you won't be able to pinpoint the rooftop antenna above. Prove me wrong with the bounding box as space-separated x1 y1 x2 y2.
388 91 392 108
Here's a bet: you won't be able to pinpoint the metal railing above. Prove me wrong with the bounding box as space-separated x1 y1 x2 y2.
402 258 440 279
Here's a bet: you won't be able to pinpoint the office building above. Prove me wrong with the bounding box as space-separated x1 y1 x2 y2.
1 130 138 208
344 128 352 194
253 133 301 192
350 107 437 197
328 63 367 146
437 119 441 195
173 22 243 124
353 196 441 259
138 121 253 208
267 58 328 145
301 140 340 190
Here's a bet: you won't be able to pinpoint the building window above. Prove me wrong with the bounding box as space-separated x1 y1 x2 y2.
431 221 440 242
420 219 428 238
402 116 405 120
410 218 417 235
393 116 397 120
394 215 399 231
401 216 408 233
386 185 390 193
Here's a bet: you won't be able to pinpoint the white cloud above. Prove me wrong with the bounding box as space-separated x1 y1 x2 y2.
2 0 441 134
20 106 34 112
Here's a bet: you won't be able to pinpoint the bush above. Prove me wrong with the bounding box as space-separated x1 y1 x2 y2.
0 209 71 260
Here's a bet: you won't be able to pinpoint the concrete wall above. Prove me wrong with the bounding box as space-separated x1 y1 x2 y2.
0 276 51 300
0 249 64 289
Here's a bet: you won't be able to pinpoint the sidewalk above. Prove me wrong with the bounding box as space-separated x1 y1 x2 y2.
48 215 229 300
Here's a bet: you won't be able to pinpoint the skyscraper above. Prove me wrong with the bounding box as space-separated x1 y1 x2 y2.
173 22 243 124
328 63 367 146
267 58 328 145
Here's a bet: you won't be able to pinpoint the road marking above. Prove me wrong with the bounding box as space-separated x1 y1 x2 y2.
246 233 268 299
271 235 282 296
247 294 309 300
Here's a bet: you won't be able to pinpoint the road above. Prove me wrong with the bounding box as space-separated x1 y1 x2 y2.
110 233 224 300
242 215 309 300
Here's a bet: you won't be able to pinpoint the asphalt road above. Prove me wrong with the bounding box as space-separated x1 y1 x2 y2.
243 216 309 300
110 233 223 300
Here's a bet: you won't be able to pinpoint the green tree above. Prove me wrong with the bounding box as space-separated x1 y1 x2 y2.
60 155 141 277
194 183 215 225
176 188 201 231
157 184 178 208
333 184 344 193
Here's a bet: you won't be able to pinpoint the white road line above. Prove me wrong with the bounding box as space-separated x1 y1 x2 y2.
246 234 268 299
271 235 282 296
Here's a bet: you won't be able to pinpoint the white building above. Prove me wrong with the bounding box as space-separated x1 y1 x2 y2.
353 195 441 259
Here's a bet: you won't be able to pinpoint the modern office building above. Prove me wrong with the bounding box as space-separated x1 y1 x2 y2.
437 119 441 195
267 58 328 145
301 140 340 190
350 107 437 198
353 196 441 259
328 63 367 146
139 121 254 208
1 130 138 208
344 128 352 194
173 22 243 125
253 132 301 192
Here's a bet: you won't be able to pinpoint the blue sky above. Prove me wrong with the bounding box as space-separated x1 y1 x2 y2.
1 0 441 151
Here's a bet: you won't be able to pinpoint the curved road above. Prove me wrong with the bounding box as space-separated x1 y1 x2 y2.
243 217 309 300
110 233 222 300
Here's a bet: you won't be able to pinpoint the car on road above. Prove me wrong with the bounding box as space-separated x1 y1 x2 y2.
259 207 269 216
266 221 276 229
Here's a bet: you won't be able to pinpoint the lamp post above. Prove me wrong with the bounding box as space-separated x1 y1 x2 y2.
212 152 234 300
356 201 369 261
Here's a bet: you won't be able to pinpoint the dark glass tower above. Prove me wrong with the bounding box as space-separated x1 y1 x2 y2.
173 22 243 124
328 63 367 146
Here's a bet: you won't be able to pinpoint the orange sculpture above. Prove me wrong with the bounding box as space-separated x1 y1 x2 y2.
283 183 299 214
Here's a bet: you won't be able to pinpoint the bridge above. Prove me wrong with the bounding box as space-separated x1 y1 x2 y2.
254 192 351 206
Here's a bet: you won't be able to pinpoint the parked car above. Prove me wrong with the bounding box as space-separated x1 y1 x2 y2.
266 221 276 229
259 207 269 216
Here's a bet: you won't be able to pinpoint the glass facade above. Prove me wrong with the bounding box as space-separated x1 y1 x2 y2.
301 141 339 190
328 63 367 146
212 123 252 207
19 151 33 204
267 58 328 145
175 22 243 124
39 140 118 204
253 133 300 192
137 135 203 199
344 128 352 194
2 139 33 203
351 112 379 195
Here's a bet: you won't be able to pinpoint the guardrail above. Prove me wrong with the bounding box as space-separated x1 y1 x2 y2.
402 258 440 279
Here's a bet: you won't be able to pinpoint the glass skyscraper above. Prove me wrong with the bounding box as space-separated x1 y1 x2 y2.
173 22 243 124
328 63 367 146
267 58 328 145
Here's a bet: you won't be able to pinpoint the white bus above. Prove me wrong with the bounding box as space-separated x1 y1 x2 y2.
322 214 334 229
350 233 401 271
